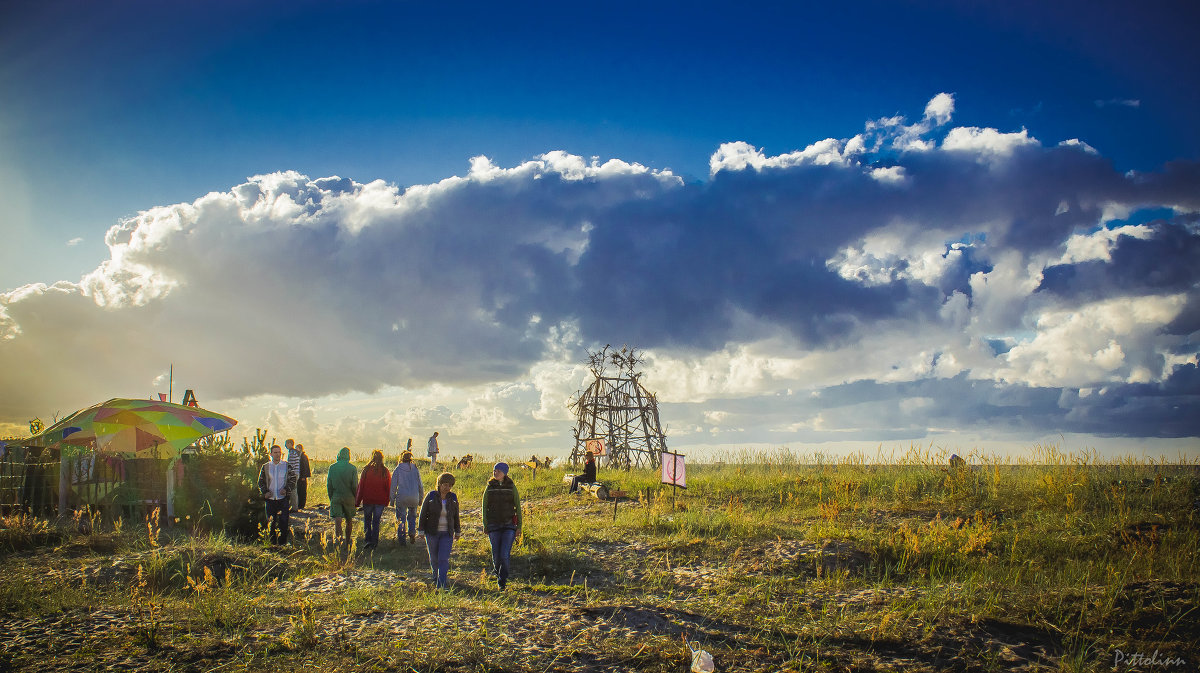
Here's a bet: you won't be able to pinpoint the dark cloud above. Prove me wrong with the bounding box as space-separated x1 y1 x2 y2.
1037 219 1200 306
1059 364 1200 437
761 370 1200 439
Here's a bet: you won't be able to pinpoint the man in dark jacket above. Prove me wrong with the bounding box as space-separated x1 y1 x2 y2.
258 444 297 544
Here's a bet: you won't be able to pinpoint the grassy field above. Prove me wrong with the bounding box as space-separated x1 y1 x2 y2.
0 445 1196 672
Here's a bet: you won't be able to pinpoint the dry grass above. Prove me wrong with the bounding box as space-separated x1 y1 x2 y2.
0 444 1196 672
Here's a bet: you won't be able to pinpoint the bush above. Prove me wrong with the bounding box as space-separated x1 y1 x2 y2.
176 432 268 539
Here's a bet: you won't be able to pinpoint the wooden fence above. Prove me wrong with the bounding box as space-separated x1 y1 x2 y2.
0 445 168 518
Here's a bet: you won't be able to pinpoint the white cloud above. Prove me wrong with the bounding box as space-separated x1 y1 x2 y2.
709 138 852 174
942 126 1037 160
995 294 1188 388
1057 224 1154 265
870 166 907 184
1059 138 1099 155
923 92 955 125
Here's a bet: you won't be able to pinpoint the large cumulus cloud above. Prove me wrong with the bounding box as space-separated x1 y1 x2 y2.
2 94 1198 447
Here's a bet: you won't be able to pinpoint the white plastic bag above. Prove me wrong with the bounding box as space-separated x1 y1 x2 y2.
689 641 715 672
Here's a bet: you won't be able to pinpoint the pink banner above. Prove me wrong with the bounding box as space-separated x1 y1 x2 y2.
661 451 686 488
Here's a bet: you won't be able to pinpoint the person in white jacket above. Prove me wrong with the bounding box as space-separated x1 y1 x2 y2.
390 446 424 544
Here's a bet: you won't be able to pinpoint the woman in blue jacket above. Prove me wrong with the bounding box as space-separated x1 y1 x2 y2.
390 449 423 544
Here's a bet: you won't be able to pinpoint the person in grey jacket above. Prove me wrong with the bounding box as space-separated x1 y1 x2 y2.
390 448 423 544
257 444 297 545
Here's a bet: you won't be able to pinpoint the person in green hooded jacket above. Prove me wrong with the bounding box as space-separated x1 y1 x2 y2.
327 447 359 546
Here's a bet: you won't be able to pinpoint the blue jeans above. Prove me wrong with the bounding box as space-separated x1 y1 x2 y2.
487 527 517 588
362 504 385 546
425 532 454 588
395 506 418 539
264 498 290 544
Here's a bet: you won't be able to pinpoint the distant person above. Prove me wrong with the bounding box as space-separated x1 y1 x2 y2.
356 449 392 550
418 472 460 589
326 447 358 547
257 444 296 544
569 448 597 494
285 439 301 512
390 448 424 545
482 462 522 590
296 443 312 510
427 431 440 468
949 454 967 471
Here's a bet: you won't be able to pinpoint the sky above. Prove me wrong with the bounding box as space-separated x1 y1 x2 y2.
2 0 1198 461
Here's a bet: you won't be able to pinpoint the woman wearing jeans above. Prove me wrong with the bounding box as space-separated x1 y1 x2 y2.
390 448 423 544
482 462 522 590
418 472 461 589
355 449 391 549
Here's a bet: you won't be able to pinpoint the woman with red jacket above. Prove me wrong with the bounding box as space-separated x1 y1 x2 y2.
355 449 391 549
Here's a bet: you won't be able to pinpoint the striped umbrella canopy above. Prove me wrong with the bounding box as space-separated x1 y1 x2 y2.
29 398 237 459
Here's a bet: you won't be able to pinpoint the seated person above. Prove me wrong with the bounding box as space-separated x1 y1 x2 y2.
569 450 597 493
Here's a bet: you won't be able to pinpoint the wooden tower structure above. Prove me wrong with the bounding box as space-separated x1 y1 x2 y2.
569 345 667 470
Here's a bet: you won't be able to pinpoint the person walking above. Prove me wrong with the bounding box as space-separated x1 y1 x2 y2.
390 446 423 544
356 449 391 549
296 443 312 510
482 462 522 590
326 447 358 547
426 431 440 468
418 472 460 589
257 444 296 545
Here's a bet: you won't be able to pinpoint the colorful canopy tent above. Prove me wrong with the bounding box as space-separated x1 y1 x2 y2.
24 398 237 515
30 398 236 459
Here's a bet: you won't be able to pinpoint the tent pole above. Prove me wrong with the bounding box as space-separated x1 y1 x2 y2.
58 450 68 517
166 457 175 522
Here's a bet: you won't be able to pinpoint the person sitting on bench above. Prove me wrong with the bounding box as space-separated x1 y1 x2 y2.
569 449 597 493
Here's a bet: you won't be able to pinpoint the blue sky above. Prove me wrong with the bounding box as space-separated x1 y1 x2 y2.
2 1 1198 460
